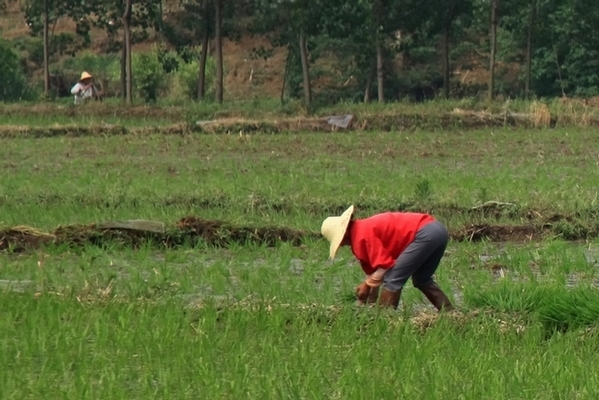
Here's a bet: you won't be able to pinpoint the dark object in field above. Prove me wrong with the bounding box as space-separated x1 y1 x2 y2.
90 85 104 102
0 226 56 252
49 74 70 97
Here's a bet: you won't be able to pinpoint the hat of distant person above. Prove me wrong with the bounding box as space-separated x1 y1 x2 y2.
80 71 93 81
320 205 355 259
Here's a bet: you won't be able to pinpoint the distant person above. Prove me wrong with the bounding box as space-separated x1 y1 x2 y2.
71 71 100 105
321 205 454 311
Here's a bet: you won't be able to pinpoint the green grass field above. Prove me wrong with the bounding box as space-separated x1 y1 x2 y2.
3 103 599 399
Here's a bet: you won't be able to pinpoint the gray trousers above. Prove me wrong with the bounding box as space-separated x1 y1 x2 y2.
383 220 448 292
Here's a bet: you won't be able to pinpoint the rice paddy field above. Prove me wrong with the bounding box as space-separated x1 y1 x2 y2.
3 102 599 399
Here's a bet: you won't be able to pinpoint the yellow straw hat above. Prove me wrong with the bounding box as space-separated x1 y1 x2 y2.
80 71 93 81
320 205 355 259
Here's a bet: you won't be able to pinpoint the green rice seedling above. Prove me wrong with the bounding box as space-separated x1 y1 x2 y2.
6 114 599 397
3 261 599 398
463 280 550 313
414 178 433 203
537 286 599 333
2 127 599 234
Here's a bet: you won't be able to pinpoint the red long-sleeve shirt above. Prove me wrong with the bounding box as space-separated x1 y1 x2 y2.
349 212 435 275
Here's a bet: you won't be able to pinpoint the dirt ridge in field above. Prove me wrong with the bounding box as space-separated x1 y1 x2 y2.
0 215 595 253
0 112 568 138
5 194 596 223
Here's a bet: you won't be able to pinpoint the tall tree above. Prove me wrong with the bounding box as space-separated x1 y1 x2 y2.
530 0 599 97
524 0 536 98
42 0 49 96
252 0 322 106
426 0 472 99
123 0 133 104
23 0 93 96
298 27 312 105
318 0 376 102
374 0 384 102
197 0 211 100
293 0 322 107
488 0 499 100
299 27 312 106
76 0 157 98
440 7 451 99
214 0 223 103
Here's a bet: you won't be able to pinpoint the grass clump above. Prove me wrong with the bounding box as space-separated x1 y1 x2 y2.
538 288 599 332
465 281 599 334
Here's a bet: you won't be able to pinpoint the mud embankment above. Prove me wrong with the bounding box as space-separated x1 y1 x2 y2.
1 214 596 253
0 111 578 138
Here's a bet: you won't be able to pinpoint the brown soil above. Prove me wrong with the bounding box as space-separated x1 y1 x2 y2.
0 216 317 252
0 215 595 253
175 216 313 247
451 223 544 242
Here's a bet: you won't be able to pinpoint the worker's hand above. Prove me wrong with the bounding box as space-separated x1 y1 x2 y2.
356 282 381 304
355 282 371 304
365 274 383 288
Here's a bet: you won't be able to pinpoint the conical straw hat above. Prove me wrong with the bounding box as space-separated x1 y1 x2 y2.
320 205 354 259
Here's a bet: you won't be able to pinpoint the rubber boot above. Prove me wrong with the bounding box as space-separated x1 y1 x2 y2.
366 286 380 304
417 281 454 312
378 288 401 309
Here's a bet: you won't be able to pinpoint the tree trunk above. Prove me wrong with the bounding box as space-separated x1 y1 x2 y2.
214 0 223 103
525 0 536 99
442 2 456 100
123 0 133 104
299 27 312 106
376 42 384 102
488 0 498 101
442 21 450 99
375 0 384 102
120 43 126 99
155 0 163 33
280 48 290 104
364 61 375 102
197 0 210 100
42 0 50 96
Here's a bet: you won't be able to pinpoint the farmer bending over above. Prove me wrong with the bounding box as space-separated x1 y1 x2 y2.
321 205 454 311
70 71 98 105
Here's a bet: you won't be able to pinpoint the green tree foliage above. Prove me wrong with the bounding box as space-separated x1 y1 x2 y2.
23 0 92 45
251 0 326 104
6 0 599 102
531 0 599 97
132 49 165 102
0 39 31 101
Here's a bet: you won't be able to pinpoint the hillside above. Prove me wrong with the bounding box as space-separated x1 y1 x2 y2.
1 0 516 104
0 1 295 100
